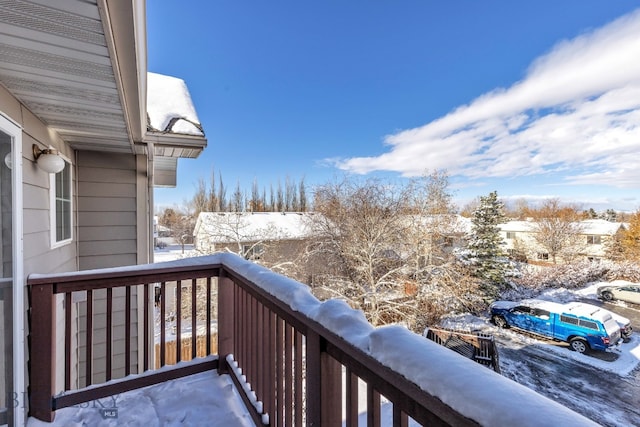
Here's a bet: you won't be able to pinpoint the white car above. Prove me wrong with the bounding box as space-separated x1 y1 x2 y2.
597 284 640 305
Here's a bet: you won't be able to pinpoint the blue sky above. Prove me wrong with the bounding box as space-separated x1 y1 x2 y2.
148 1 640 213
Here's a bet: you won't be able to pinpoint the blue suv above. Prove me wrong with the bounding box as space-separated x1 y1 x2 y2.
490 299 623 353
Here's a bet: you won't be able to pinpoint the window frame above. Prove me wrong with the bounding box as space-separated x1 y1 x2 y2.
49 154 73 248
586 235 601 245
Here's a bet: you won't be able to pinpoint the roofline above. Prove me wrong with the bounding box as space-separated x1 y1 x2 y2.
98 0 147 149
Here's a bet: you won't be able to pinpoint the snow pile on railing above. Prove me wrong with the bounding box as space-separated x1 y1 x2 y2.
77 254 595 427
214 253 598 427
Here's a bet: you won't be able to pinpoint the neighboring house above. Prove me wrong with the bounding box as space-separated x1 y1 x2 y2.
0 1 206 425
194 212 316 265
500 219 626 263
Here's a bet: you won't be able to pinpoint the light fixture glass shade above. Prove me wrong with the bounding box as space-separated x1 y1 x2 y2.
4 152 11 169
37 153 65 174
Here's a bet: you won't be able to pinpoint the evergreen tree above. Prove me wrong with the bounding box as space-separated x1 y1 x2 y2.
465 191 508 298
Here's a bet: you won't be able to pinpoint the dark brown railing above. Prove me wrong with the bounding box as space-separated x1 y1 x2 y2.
425 327 501 373
28 254 597 426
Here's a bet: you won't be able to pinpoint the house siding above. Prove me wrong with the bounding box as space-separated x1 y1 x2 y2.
2 89 151 392
1 98 79 399
76 150 143 385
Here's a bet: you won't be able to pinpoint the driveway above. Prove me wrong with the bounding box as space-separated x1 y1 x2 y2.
493 301 640 427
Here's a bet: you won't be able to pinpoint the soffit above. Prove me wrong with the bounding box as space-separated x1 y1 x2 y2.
0 0 134 153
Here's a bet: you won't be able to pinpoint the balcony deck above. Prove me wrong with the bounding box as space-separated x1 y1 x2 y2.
27 370 252 427
26 253 599 426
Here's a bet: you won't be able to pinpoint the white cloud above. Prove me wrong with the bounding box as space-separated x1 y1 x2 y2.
334 9 640 189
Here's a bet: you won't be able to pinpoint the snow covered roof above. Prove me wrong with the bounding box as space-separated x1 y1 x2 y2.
579 219 624 235
146 72 208 186
147 72 204 136
499 219 623 236
409 214 472 234
194 212 317 243
499 220 536 232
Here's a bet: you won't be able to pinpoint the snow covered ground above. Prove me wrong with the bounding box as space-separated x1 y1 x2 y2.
443 282 640 427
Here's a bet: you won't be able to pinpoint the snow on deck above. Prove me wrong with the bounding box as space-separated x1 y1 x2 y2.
26 370 253 427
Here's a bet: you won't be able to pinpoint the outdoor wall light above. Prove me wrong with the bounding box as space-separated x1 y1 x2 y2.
32 144 65 174
4 152 11 169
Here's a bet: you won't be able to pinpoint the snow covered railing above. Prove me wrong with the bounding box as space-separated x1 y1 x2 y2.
27 258 222 422
29 254 599 426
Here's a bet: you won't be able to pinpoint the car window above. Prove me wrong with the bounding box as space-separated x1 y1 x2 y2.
560 315 579 325
513 306 531 314
579 319 599 331
532 309 550 320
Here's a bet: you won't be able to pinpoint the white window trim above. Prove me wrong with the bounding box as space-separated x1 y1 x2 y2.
49 153 73 248
0 112 25 427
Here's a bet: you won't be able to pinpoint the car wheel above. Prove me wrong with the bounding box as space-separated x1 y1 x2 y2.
601 291 614 301
569 338 588 353
492 315 508 329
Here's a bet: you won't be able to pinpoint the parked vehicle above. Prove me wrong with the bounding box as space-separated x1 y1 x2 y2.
597 284 640 305
563 301 633 341
490 299 623 353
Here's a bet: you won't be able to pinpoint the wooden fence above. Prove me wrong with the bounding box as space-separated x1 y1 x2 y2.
155 334 218 368
425 327 501 373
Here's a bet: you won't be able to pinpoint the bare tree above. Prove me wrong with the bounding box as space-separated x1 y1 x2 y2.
306 177 414 326
407 170 459 270
529 199 585 264
158 207 195 253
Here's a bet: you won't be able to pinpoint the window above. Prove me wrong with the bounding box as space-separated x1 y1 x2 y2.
578 319 599 331
51 158 72 245
537 252 549 261
506 231 516 240
560 315 579 325
532 309 550 319
243 244 264 260
513 306 531 314
586 235 601 245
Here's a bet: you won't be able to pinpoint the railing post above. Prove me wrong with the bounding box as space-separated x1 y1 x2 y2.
306 330 321 426
217 271 235 374
29 283 56 422
321 352 343 427
307 329 342 426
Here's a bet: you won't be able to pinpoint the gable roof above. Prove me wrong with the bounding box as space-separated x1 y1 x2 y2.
194 212 317 244
499 219 624 236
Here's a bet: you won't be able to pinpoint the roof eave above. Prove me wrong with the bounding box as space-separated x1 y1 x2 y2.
98 0 147 147
142 132 208 159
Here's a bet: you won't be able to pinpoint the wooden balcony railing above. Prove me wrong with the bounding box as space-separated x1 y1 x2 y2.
28 253 597 426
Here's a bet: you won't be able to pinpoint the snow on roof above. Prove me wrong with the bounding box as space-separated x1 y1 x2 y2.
499 220 536 232
194 212 317 243
499 219 623 235
410 214 472 233
563 301 615 322
579 219 624 235
147 72 204 136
